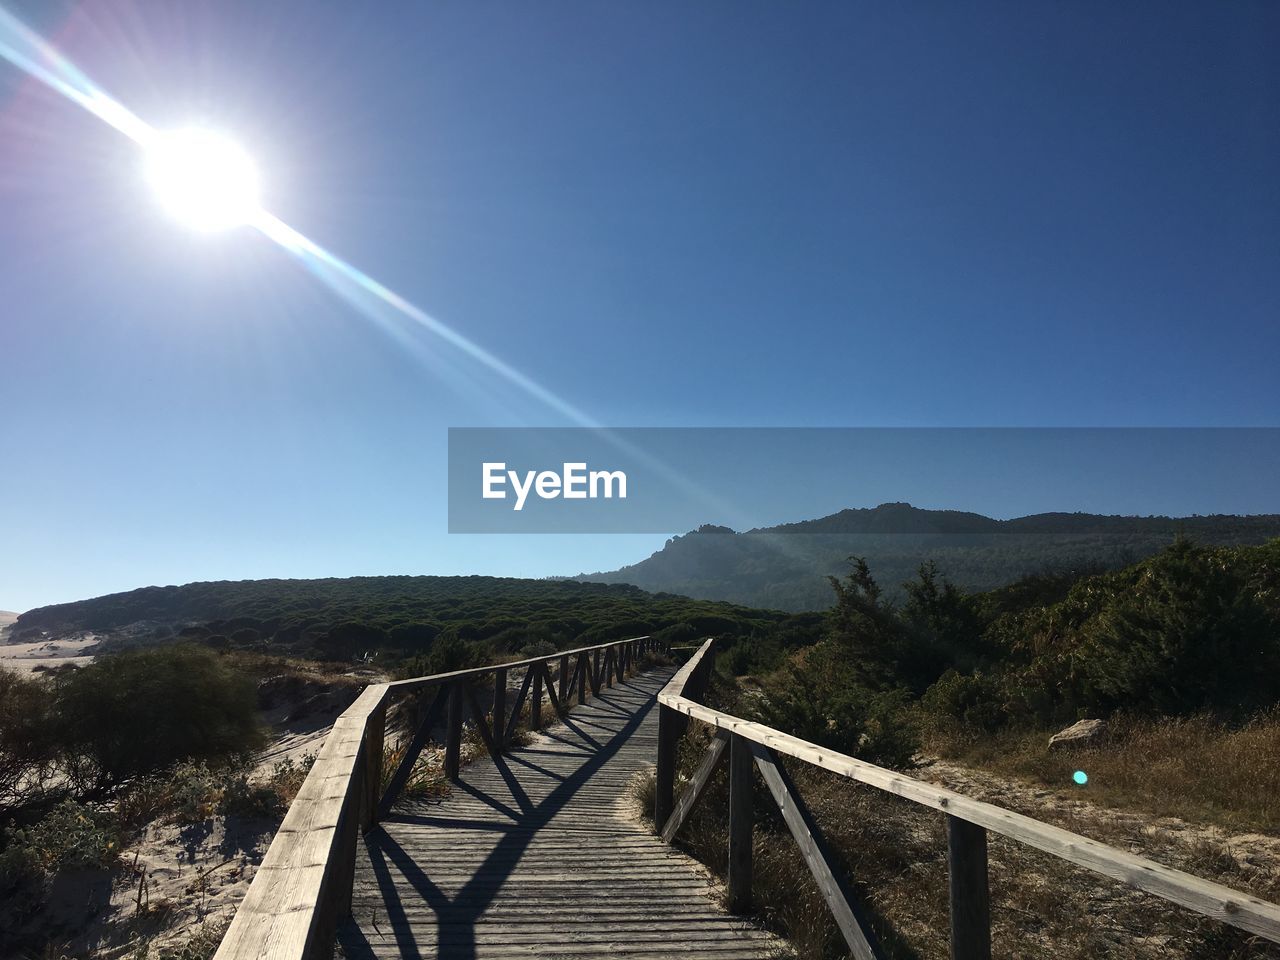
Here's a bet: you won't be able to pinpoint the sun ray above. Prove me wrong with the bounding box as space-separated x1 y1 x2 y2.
0 4 745 527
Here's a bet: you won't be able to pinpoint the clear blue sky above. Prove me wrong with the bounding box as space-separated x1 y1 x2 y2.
1 2 1277 611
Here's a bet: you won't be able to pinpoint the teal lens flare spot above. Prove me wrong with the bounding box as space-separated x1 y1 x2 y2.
1073 770 1089 786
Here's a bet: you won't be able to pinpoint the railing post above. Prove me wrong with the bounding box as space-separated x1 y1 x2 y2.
577 653 588 705
655 703 679 830
444 680 463 780
592 649 602 695
492 668 507 755
531 662 544 729
947 815 992 960
727 732 753 913
361 703 386 831
559 655 570 711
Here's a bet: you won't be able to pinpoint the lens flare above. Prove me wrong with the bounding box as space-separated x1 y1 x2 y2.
1073 770 1089 786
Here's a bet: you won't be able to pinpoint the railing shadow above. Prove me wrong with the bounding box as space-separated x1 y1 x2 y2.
338 674 658 960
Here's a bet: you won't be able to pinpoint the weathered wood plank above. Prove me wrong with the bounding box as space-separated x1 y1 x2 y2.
654 703 680 831
444 679 464 781
661 730 728 843
726 732 753 914
947 815 992 960
491 668 507 752
752 743 883 960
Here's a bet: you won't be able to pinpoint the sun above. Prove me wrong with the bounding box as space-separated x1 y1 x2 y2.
144 127 260 231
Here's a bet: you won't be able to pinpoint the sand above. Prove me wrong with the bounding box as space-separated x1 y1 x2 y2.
0 633 98 675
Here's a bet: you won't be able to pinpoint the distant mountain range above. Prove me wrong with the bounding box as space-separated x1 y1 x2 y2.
575 503 1280 611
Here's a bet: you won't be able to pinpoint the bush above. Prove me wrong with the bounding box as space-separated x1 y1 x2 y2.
54 645 263 795
0 667 56 815
220 772 283 820
722 635 783 676
169 761 222 823
756 644 919 769
5 798 120 872
396 634 488 680
920 669 1006 732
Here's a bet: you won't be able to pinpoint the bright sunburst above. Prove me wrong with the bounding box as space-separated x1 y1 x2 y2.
144 127 260 231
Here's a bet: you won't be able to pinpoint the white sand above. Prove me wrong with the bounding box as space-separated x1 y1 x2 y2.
0 633 98 674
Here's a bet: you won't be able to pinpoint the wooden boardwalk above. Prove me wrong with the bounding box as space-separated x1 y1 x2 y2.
337 668 782 960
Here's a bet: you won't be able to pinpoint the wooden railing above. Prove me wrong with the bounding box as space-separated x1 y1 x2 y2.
214 634 660 960
655 638 1280 960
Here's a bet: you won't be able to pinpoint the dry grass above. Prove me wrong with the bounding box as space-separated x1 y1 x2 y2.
928 711 1280 835
631 679 1280 960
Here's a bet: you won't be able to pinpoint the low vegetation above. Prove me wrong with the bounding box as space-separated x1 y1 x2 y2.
929 710 1280 834
9 575 825 666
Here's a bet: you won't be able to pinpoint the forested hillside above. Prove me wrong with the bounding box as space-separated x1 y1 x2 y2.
577 503 1280 610
9 575 823 664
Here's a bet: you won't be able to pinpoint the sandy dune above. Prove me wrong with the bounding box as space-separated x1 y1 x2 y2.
0 631 98 674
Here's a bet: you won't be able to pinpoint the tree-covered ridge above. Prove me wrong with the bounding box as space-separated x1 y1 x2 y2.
10 575 824 664
577 503 1280 611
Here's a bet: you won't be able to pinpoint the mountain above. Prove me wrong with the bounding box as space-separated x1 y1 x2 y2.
575 503 1280 611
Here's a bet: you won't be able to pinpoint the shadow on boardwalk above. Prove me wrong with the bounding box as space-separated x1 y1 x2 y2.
338 669 782 960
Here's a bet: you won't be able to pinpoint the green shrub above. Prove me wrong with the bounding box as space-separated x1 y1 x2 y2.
396 634 487 680
169 761 222 823
220 772 283 820
54 645 263 794
4 799 119 873
920 669 1006 732
0 667 56 815
756 644 919 769
721 635 783 676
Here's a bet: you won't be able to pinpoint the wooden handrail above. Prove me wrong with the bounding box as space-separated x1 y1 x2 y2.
215 634 658 960
655 638 1280 959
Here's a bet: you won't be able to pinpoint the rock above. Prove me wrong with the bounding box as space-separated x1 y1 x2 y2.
1049 718 1107 751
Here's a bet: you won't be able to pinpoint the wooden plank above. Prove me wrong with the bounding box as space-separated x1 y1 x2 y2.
654 703 680 832
360 703 385 831
444 680 464 781
492 668 507 752
504 665 535 749
661 731 728 843
542 661 564 716
947 815 992 960
660 640 1280 945
751 743 883 960
726 733 753 914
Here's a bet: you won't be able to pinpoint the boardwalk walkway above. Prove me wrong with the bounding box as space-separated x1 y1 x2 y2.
337 668 781 960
